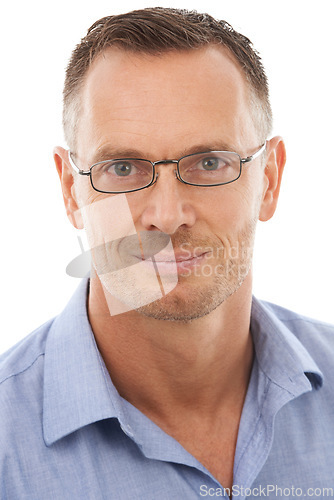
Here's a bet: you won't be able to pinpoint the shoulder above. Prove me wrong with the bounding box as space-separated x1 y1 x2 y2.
0 317 56 390
0 318 58 453
259 299 334 337
255 298 334 366
0 319 58 487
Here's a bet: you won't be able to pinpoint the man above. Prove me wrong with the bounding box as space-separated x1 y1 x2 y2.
1 7 333 499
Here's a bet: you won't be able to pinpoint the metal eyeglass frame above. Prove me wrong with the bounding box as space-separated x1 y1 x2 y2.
67 142 266 194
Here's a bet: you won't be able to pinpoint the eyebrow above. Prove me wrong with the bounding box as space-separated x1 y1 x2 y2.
180 143 239 156
91 147 149 164
90 142 240 164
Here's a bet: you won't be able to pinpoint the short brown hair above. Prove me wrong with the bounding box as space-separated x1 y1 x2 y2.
63 7 272 150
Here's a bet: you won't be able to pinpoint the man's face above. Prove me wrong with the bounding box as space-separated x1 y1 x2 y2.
71 46 272 321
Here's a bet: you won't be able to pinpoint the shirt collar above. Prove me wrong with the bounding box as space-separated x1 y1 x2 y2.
251 296 323 393
43 278 126 446
43 279 323 446
233 298 323 488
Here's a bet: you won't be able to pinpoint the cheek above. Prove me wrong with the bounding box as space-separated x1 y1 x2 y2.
80 193 138 250
205 182 261 234
74 176 100 207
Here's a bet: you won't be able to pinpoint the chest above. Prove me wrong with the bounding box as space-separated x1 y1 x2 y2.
166 420 239 492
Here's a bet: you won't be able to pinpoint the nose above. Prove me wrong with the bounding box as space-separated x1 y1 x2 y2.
139 162 197 234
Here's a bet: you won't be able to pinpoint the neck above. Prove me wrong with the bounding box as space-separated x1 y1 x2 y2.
88 271 254 423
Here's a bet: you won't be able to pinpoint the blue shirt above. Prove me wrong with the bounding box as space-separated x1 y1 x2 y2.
1 278 334 499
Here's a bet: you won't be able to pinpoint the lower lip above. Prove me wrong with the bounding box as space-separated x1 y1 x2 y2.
145 252 209 274
175 253 208 272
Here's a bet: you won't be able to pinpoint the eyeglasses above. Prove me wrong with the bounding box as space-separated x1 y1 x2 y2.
68 143 266 194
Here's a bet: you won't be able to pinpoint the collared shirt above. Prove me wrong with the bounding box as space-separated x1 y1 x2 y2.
1 278 334 499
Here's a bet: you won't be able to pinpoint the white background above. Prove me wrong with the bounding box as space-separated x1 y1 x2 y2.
1 0 333 353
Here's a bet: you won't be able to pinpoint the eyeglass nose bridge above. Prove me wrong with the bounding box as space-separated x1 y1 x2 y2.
152 159 180 183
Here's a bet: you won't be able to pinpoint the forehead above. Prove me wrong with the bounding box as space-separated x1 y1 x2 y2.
77 46 257 160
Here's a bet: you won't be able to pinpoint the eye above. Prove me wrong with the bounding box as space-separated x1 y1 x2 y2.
195 155 231 172
201 157 220 171
111 161 136 176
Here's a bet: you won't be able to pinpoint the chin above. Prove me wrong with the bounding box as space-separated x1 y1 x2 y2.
134 272 248 322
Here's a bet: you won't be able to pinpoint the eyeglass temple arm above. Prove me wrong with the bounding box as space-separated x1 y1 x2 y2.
68 151 90 175
241 142 266 164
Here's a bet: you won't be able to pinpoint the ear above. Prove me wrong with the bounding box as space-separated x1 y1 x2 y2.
259 136 286 222
53 146 84 229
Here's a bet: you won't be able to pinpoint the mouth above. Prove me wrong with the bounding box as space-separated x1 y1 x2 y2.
133 249 211 273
